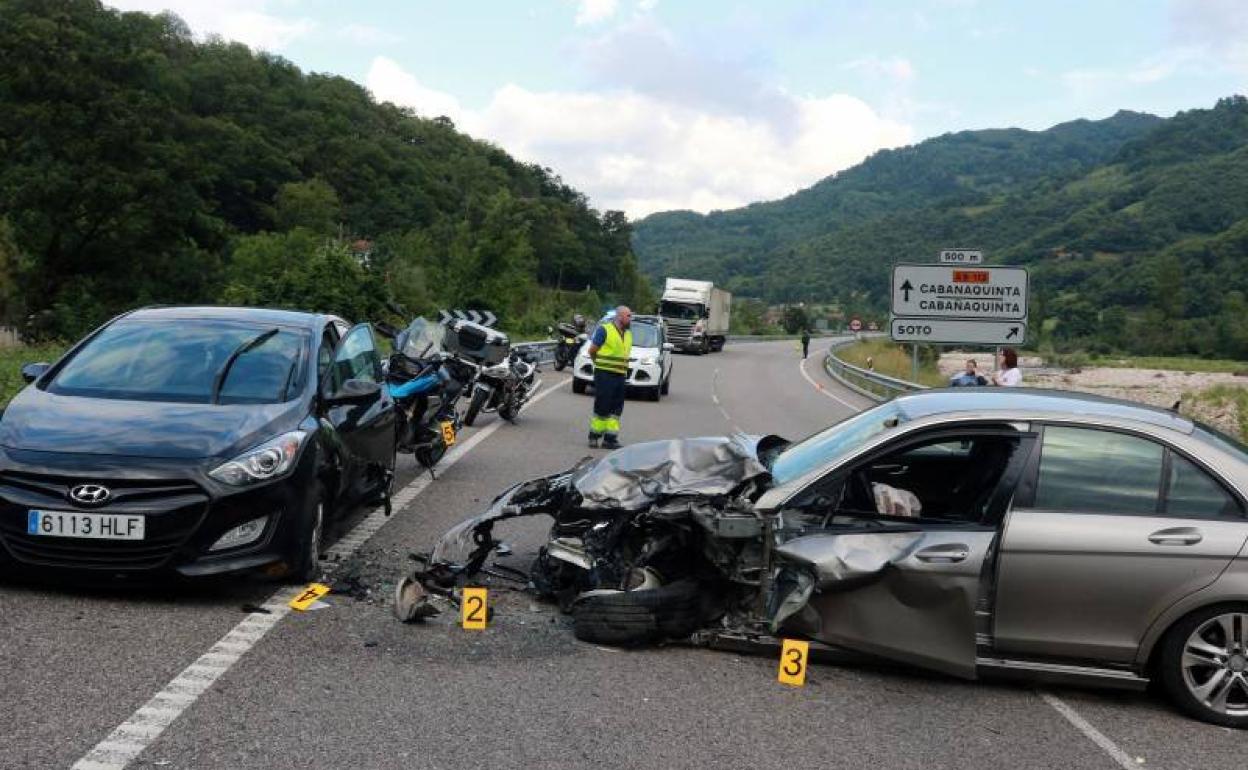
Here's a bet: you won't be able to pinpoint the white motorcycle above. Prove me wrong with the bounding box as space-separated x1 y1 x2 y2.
463 348 542 426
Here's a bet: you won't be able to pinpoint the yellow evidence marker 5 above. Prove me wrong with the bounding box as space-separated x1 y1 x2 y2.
461 586 488 630
289 583 330 611
778 639 810 687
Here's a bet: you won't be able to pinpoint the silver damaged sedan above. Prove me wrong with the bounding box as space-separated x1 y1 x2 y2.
403 389 1248 728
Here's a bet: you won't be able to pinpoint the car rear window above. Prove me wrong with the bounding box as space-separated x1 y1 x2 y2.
49 320 308 404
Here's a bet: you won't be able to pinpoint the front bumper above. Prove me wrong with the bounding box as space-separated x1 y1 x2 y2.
0 449 314 578
573 360 664 389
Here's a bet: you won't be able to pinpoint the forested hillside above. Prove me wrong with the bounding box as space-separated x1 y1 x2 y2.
634 98 1248 358
0 0 652 340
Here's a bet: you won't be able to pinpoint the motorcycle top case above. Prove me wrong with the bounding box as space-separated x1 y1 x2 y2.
444 318 510 365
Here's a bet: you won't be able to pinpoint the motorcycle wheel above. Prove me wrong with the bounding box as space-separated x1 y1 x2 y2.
464 388 488 427
554 351 568 372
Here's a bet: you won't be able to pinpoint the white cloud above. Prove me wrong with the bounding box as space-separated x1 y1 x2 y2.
340 23 403 46
105 0 314 51
366 59 912 218
1169 0 1248 73
367 57 469 124
845 56 917 83
572 0 619 26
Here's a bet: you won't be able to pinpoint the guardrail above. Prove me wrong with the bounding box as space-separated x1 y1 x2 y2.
823 338 925 402
512 340 558 365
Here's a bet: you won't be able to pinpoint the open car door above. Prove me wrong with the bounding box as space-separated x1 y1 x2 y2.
772 427 1036 679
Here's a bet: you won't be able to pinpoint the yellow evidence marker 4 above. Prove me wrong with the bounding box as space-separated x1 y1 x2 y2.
289 583 330 611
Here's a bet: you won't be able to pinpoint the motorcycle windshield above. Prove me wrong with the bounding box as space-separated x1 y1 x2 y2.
397 317 446 361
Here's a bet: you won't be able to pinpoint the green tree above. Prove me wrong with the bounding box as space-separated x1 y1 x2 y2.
274 179 341 234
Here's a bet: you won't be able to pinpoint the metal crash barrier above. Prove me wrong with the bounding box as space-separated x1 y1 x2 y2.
823 338 925 403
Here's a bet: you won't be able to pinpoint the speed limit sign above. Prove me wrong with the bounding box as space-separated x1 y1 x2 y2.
849 318 863 332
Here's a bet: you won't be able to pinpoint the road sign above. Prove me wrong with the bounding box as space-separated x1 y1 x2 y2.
891 263 1028 320
438 309 498 327
849 317 862 332
939 249 983 264
890 318 1027 345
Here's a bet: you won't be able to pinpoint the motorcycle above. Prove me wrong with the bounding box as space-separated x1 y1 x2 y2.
549 321 586 372
463 347 541 427
378 317 477 470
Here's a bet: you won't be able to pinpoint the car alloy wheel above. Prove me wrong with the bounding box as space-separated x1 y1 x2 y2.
1181 612 1248 718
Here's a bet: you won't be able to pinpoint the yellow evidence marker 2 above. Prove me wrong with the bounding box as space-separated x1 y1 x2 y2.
778 639 810 687
289 583 330 611
461 587 488 630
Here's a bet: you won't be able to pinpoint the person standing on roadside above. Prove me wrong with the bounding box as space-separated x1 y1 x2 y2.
992 348 1023 387
801 329 811 359
587 306 633 449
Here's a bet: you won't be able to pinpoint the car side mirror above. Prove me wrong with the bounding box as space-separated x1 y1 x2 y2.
662 343 674 352
21 362 50 384
324 378 382 407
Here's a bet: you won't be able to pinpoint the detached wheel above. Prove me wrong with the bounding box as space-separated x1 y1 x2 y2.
572 378 587 395
571 579 703 647
1159 604 1248 728
464 388 487 427
289 483 326 583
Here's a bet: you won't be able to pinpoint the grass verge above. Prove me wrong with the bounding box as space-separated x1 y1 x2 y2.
833 339 947 388
0 344 67 407
1185 384 1248 440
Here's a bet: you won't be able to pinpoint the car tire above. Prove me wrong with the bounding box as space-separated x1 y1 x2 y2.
1158 603 1248 728
464 388 488 427
571 579 703 646
289 482 326 584
572 378 587 394
660 372 670 396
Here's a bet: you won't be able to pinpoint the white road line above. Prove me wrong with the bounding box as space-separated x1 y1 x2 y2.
799 351 862 411
1037 690 1139 770
71 378 569 770
709 367 742 433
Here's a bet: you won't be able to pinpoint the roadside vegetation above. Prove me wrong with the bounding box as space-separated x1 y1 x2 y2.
1186 385 1248 440
0 343 67 407
832 340 947 388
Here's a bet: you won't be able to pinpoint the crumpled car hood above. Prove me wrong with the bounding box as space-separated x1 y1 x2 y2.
574 434 782 510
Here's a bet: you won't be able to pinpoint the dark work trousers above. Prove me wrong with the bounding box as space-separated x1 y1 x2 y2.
590 369 627 438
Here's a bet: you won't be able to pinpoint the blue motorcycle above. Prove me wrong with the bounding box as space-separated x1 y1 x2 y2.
379 318 477 470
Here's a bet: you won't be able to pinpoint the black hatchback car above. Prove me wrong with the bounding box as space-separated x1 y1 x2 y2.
0 307 397 581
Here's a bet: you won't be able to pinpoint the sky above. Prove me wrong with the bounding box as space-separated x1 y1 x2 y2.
106 0 1248 219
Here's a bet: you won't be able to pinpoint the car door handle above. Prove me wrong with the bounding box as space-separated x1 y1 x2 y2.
915 544 970 563
1148 527 1203 546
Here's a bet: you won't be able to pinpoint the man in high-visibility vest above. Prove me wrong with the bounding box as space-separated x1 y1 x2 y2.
587 306 633 449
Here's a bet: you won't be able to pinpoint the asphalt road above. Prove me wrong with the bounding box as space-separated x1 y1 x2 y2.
1 340 1242 770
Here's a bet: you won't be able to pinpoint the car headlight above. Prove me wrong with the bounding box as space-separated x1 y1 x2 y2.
209 430 308 486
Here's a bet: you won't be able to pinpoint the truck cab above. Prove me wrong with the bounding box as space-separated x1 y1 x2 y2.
659 278 731 354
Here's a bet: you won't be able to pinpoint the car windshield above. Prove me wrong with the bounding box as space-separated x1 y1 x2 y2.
769 402 907 484
629 322 661 348
48 319 308 404
397 317 446 360
659 301 703 320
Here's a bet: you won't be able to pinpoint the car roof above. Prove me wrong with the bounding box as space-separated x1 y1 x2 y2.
892 387 1194 434
124 306 334 330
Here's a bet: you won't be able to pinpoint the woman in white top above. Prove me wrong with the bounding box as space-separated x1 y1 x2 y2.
992 348 1022 387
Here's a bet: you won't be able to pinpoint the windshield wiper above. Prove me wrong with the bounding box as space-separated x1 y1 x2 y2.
211 328 280 404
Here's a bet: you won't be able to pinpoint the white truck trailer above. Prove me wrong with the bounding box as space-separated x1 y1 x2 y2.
658 278 731 354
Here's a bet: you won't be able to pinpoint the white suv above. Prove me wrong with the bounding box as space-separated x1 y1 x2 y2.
571 316 674 401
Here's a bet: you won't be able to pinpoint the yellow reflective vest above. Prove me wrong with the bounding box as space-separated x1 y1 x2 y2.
595 323 632 375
